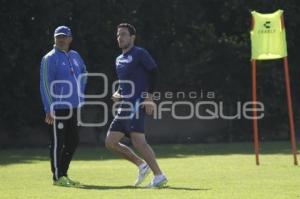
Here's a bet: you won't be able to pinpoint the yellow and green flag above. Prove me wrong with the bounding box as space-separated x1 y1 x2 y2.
250 10 287 60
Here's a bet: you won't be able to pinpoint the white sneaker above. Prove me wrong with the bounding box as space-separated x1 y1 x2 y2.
146 174 168 188
134 163 150 186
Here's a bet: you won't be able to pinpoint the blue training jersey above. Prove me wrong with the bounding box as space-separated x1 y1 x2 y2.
115 46 157 101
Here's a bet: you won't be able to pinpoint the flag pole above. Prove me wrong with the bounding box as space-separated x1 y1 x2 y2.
251 59 260 165
283 57 298 165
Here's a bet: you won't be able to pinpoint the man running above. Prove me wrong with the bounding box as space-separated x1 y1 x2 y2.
105 23 167 188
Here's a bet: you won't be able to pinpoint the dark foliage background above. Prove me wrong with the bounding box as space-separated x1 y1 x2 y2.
1 0 300 146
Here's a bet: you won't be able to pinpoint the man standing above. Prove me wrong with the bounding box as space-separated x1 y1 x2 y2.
105 23 167 188
40 26 87 187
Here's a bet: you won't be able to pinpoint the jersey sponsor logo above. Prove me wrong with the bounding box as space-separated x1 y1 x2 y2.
116 55 133 65
258 21 276 34
263 21 271 29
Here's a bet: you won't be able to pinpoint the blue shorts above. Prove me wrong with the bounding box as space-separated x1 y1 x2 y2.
109 99 145 136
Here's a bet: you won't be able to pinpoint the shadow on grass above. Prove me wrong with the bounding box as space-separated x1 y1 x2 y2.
77 184 207 191
0 141 298 165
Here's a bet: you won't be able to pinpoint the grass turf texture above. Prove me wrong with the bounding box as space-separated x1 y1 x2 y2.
0 141 299 199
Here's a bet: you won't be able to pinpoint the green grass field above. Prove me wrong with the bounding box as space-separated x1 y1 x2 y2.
0 142 299 199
